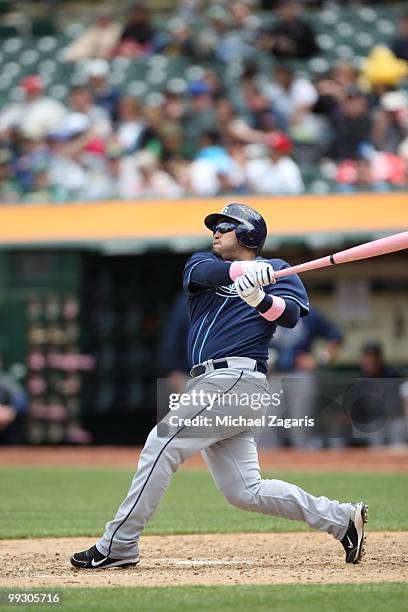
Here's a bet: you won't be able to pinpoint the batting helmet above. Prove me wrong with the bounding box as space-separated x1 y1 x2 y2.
204 203 267 255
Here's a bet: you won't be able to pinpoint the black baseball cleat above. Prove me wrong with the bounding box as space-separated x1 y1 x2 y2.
341 502 368 564
70 545 139 570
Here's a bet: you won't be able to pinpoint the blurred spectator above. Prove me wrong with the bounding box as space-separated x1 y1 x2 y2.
158 18 200 59
391 13 408 61
360 342 399 378
314 62 359 116
158 291 190 393
399 136 408 173
162 90 186 124
245 132 304 194
47 112 114 201
270 307 344 373
0 356 28 445
330 86 372 160
227 140 249 193
204 69 226 100
132 150 183 198
0 76 66 140
266 307 344 448
98 147 132 199
189 130 243 196
21 163 64 204
114 96 147 153
336 149 406 192
63 10 121 61
160 123 187 162
0 0 31 36
196 6 231 61
214 1 259 63
83 60 121 122
372 91 408 154
358 342 406 446
140 104 168 156
12 136 50 194
182 80 217 146
0 148 20 204
67 86 112 141
263 65 318 129
259 0 319 59
47 127 90 201
114 3 156 58
336 157 389 193
261 0 324 7
214 97 266 145
241 78 285 132
95 146 147 200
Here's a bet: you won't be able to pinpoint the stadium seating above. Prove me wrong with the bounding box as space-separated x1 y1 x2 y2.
0 3 406 193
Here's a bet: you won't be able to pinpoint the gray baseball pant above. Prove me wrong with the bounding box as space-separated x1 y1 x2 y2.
97 369 353 560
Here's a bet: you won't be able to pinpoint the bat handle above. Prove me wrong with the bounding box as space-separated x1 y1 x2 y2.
274 256 333 280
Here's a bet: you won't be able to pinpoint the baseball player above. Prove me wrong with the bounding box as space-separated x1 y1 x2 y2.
71 203 367 570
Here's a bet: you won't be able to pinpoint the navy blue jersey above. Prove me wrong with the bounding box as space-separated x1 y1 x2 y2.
183 252 309 372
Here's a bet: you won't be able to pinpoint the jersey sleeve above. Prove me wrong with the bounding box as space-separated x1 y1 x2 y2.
265 258 310 316
183 252 232 294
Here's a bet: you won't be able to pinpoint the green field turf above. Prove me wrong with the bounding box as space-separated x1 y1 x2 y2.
0 467 407 539
0 583 407 612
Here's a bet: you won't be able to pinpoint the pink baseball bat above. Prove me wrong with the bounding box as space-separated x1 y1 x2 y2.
274 230 408 280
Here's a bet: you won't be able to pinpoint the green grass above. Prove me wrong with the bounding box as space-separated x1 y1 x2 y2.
0 467 407 539
0 584 407 612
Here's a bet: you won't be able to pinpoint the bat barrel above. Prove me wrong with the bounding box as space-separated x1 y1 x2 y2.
333 231 408 265
274 230 408 280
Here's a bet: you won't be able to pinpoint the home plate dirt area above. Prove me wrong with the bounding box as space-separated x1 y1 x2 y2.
1 532 408 588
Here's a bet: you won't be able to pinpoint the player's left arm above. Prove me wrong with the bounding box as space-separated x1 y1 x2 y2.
258 293 300 328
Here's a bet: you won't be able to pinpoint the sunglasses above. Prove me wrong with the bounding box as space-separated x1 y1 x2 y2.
213 221 237 235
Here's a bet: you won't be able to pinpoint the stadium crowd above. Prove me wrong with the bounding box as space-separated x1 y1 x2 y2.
0 0 407 203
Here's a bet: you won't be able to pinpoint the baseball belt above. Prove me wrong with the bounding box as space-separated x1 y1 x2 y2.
190 357 258 378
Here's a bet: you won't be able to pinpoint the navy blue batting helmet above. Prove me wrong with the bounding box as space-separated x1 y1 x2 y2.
204 203 267 255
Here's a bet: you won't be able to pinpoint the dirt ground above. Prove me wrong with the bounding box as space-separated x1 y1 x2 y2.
1 446 407 472
1 532 408 588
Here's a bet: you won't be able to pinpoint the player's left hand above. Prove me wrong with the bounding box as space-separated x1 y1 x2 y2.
235 273 265 307
241 261 276 286
254 262 276 286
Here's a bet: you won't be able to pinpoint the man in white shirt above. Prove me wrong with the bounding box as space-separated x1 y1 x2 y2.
67 86 112 141
132 150 183 198
263 64 318 125
245 131 304 195
0 75 66 140
63 10 121 61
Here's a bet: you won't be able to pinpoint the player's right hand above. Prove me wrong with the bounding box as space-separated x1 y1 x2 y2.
241 261 275 286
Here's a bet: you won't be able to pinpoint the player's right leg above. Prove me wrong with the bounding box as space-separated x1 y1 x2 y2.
70 422 220 568
70 370 247 569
